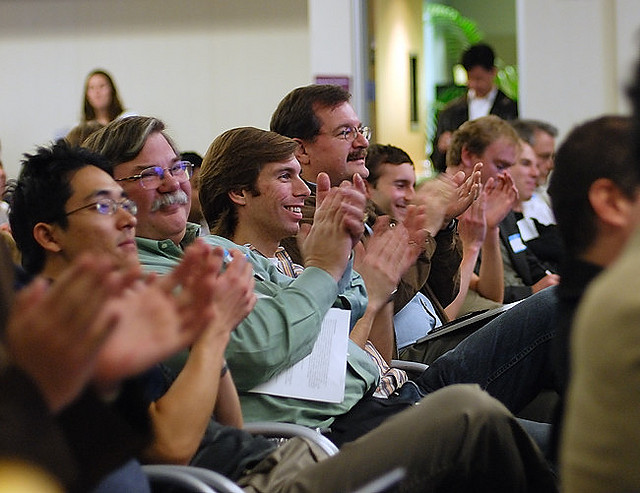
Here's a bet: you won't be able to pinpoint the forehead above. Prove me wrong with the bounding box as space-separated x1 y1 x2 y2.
467 66 494 78
518 142 536 162
378 162 415 181
259 155 300 177
88 74 109 85
314 101 360 130
482 137 517 159
68 166 123 201
114 132 178 175
533 130 555 150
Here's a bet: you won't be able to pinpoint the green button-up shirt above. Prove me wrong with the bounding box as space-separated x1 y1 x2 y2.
136 226 378 428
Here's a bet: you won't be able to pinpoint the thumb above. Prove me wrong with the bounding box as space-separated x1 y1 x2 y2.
296 222 312 254
315 172 331 206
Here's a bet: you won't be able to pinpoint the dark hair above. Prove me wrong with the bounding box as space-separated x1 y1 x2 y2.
9 140 112 274
549 116 638 257
180 151 203 168
628 53 640 171
461 43 495 72
270 84 351 140
511 119 558 146
200 127 299 238
509 120 536 145
82 69 125 122
365 144 414 187
83 116 178 171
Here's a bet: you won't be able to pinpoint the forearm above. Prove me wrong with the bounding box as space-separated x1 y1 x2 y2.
366 303 395 363
213 370 243 428
476 227 504 303
349 307 377 349
428 229 463 308
444 244 480 320
226 267 338 390
144 333 228 465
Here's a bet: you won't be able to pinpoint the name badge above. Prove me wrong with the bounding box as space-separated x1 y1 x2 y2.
517 217 539 242
508 233 527 253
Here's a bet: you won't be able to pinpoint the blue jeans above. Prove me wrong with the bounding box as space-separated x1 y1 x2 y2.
415 286 559 415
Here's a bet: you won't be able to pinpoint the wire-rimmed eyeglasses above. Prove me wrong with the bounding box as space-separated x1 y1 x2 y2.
115 161 193 190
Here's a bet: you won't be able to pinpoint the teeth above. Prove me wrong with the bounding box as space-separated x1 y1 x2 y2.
285 206 301 213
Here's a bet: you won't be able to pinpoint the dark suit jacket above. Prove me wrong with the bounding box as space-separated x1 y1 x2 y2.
431 89 518 171
498 211 548 303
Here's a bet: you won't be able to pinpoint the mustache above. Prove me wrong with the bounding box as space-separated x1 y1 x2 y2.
150 189 189 212
347 150 367 161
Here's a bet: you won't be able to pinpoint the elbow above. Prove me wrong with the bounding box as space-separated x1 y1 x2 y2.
143 438 198 466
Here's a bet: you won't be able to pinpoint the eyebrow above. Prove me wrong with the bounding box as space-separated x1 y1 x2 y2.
81 188 127 202
330 122 362 133
132 158 180 172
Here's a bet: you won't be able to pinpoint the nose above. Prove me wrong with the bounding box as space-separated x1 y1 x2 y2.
353 130 369 149
157 169 181 192
405 187 416 202
531 164 540 178
293 175 311 197
116 206 137 229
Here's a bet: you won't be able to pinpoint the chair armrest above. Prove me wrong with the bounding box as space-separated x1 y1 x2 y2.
243 421 339 456
390 359 428 374
142 464 218 492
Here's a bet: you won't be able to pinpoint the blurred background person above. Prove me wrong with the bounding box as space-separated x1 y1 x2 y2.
181 151 209 235
82 69 130 125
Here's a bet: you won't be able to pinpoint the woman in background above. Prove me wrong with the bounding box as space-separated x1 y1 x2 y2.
82 69 126 125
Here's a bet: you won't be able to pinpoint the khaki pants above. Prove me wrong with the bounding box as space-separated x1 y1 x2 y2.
239 384 557 493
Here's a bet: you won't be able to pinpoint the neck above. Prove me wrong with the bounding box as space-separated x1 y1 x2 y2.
94 108 110 124
40 256 68 282
579 231 628 269
232 223 280 258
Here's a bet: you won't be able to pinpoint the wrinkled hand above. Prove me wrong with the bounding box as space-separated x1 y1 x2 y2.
483 173 519 229
458 185 487 252
5 254 135 413
203 248 256 342
93 240 222 390
447 163 483 219
444 162 482 223
315 172 367 248
302 172 367 281
413 174 457 235
355 216 421 310
402 204 430 248
532 273 560 293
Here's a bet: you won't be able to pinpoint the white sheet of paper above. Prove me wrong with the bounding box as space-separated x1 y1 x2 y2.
248 308 350 403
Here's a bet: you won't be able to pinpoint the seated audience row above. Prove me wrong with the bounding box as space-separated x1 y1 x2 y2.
6 54 640 490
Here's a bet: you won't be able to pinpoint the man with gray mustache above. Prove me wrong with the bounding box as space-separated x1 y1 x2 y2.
150 188 189 212
84 117 199 271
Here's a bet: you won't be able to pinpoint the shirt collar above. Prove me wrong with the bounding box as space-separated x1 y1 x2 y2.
468 86 498 103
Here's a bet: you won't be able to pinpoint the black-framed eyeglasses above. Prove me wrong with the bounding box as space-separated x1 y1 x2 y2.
115 161 193 190
335 126 371 142
65 197 138 217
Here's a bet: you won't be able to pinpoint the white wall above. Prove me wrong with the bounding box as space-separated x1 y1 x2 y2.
0 0 310 177
517 0 640 140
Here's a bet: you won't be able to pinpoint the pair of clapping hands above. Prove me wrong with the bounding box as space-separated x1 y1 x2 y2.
4 240 256 414
298 166 488 305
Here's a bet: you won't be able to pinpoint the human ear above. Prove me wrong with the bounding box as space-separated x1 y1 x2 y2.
589 178 631 228
228 190 247 206
293 138 310 166
460 146 477 170
32 222 63 253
